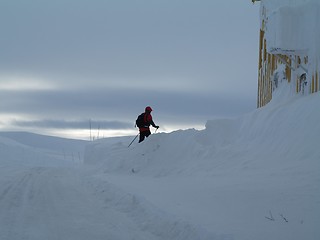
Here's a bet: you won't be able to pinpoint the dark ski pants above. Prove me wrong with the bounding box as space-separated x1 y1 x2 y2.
139 129 151 143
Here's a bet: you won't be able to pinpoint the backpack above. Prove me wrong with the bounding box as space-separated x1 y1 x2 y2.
136 113 146 128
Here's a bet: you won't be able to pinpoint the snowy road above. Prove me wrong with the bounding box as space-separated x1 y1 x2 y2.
0 166 161 240
0 166 223 240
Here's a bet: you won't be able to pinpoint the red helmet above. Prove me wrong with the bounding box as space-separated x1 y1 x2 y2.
145 106 152 112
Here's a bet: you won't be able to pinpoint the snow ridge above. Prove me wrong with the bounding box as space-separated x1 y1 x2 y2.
83 93 320 240
85 93 320 177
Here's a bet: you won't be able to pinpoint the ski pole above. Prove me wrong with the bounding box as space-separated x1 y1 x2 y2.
128 134 139 147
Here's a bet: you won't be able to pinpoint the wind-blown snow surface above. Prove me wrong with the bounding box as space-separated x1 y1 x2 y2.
0 93 319 240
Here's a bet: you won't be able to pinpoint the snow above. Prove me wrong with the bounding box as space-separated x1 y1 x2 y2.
0 92 319 240
261 0 320 82
264 0 320 56
0 1 319 238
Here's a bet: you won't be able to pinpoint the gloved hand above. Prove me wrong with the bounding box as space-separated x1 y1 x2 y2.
156 126 159 129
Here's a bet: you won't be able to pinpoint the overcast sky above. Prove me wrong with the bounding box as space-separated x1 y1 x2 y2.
0 0 260 139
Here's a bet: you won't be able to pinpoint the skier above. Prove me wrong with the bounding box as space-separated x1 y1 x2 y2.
136 106 159 143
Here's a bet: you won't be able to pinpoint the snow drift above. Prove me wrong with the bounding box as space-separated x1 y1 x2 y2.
84 93 320 177
84 93 320 240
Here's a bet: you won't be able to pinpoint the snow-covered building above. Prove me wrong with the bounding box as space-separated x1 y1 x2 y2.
253 0 320 107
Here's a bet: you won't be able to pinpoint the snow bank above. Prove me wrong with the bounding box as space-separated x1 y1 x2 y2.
83 93 320 240
84 92 320 177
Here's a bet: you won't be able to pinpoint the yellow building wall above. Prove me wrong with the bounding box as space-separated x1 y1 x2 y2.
257 29 319 108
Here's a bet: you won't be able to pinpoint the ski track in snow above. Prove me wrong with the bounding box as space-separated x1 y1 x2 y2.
0 166 227 240
0 167 156 240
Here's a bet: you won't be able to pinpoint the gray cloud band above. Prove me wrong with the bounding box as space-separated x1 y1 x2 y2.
0 88 255 126
10 119 132 130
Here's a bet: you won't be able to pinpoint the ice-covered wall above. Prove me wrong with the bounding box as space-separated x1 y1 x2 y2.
257 0 320 107
264 0 320 61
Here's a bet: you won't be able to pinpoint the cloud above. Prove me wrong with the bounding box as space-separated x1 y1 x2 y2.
0 87 255 127
0 0 260 138
11 119 132 130
0 75 57 91
0 0 259 93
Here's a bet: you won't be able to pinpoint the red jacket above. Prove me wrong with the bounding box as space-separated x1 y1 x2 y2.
139 112 156 132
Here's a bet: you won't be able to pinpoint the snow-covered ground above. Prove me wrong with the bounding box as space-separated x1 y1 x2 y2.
0 92 319 240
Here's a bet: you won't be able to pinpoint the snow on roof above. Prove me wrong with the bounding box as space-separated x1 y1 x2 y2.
262 0 320 62
262 0 313 11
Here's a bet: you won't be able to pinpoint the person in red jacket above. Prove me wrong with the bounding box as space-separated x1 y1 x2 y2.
138 106 159 143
